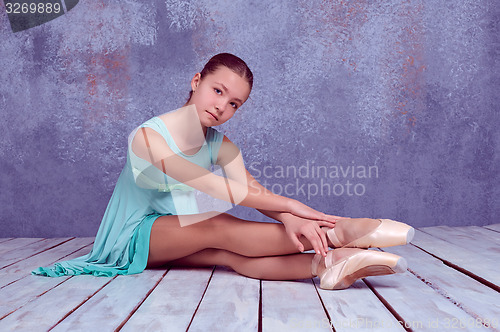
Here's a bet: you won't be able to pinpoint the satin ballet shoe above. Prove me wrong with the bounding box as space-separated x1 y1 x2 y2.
323 218 415 249
311 248 407 290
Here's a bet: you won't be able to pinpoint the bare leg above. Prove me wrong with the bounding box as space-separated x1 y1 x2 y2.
165 248 317 280
147 212 331 267
146 215 404 282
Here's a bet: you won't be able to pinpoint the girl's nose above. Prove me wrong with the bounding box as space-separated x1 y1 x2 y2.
215 103 224 114
215 97 230 113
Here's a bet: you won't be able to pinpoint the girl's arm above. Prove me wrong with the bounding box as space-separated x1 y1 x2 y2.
132 127 317 218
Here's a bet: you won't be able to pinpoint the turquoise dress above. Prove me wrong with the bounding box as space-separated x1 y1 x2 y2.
32 116 224 277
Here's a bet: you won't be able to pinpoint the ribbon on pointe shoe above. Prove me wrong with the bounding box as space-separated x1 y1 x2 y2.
324 219 415 249
311 253 323 277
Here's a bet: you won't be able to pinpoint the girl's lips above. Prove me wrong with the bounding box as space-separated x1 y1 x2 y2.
206 110 218 121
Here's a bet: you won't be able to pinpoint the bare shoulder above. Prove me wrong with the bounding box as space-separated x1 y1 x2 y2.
131 126 175 161
131 127 163 148
216 135 241 166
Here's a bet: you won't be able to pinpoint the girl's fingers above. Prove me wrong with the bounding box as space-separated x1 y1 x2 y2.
309 226 328 257
292 235 304 252
319 214 339 222
319 220 336 228
307 231 324 256
316 224 329 254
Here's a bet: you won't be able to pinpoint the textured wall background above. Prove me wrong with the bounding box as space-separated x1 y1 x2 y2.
0 0 498 237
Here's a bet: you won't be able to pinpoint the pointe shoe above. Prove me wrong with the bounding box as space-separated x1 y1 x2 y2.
323 218 415 249
311 248 407 290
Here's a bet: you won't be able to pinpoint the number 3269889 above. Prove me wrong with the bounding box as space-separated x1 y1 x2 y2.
5 2 62 15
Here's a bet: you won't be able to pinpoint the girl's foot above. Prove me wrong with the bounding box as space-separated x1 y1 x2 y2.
311 248 407 290
323 218 415 249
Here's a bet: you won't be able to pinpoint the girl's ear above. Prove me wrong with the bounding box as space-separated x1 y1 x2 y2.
191 72 202 92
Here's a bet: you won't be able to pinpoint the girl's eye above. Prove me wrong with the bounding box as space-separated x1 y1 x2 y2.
230 102 238 109
214 88 222 94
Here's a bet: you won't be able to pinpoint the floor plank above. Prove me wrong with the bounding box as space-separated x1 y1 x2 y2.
0 238 43 255
188 266 260 332
0 275 113 331
383 243 500 328
121 267 213 331
419 226 500 255
0 238 94 287
456 226 500 246
0 238 72 269
365 270 490 331
409 229 500 287
483 223 500 232
49 270 165 331
262 278 330 332
0 238 13 244
316 279 404 331
0 244 93 319
0 275 71 320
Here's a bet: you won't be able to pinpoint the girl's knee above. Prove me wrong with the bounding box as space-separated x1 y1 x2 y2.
197 248 236 269
214 249 242 270
208 212 235 231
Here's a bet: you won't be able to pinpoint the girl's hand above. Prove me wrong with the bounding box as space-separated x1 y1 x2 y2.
283 200 350 256
281 214 334 257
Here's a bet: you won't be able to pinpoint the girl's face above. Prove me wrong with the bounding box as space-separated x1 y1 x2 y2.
187 66 251 128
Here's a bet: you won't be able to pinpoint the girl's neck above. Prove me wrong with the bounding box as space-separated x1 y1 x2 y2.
180 102 208 137
163 104 207 154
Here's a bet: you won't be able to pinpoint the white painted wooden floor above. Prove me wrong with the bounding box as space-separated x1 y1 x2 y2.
0 224 499 331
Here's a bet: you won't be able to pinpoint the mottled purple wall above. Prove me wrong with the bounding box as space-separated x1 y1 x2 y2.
0 0 498 237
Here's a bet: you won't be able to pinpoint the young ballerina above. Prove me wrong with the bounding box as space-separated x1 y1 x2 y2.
33 53 414 290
